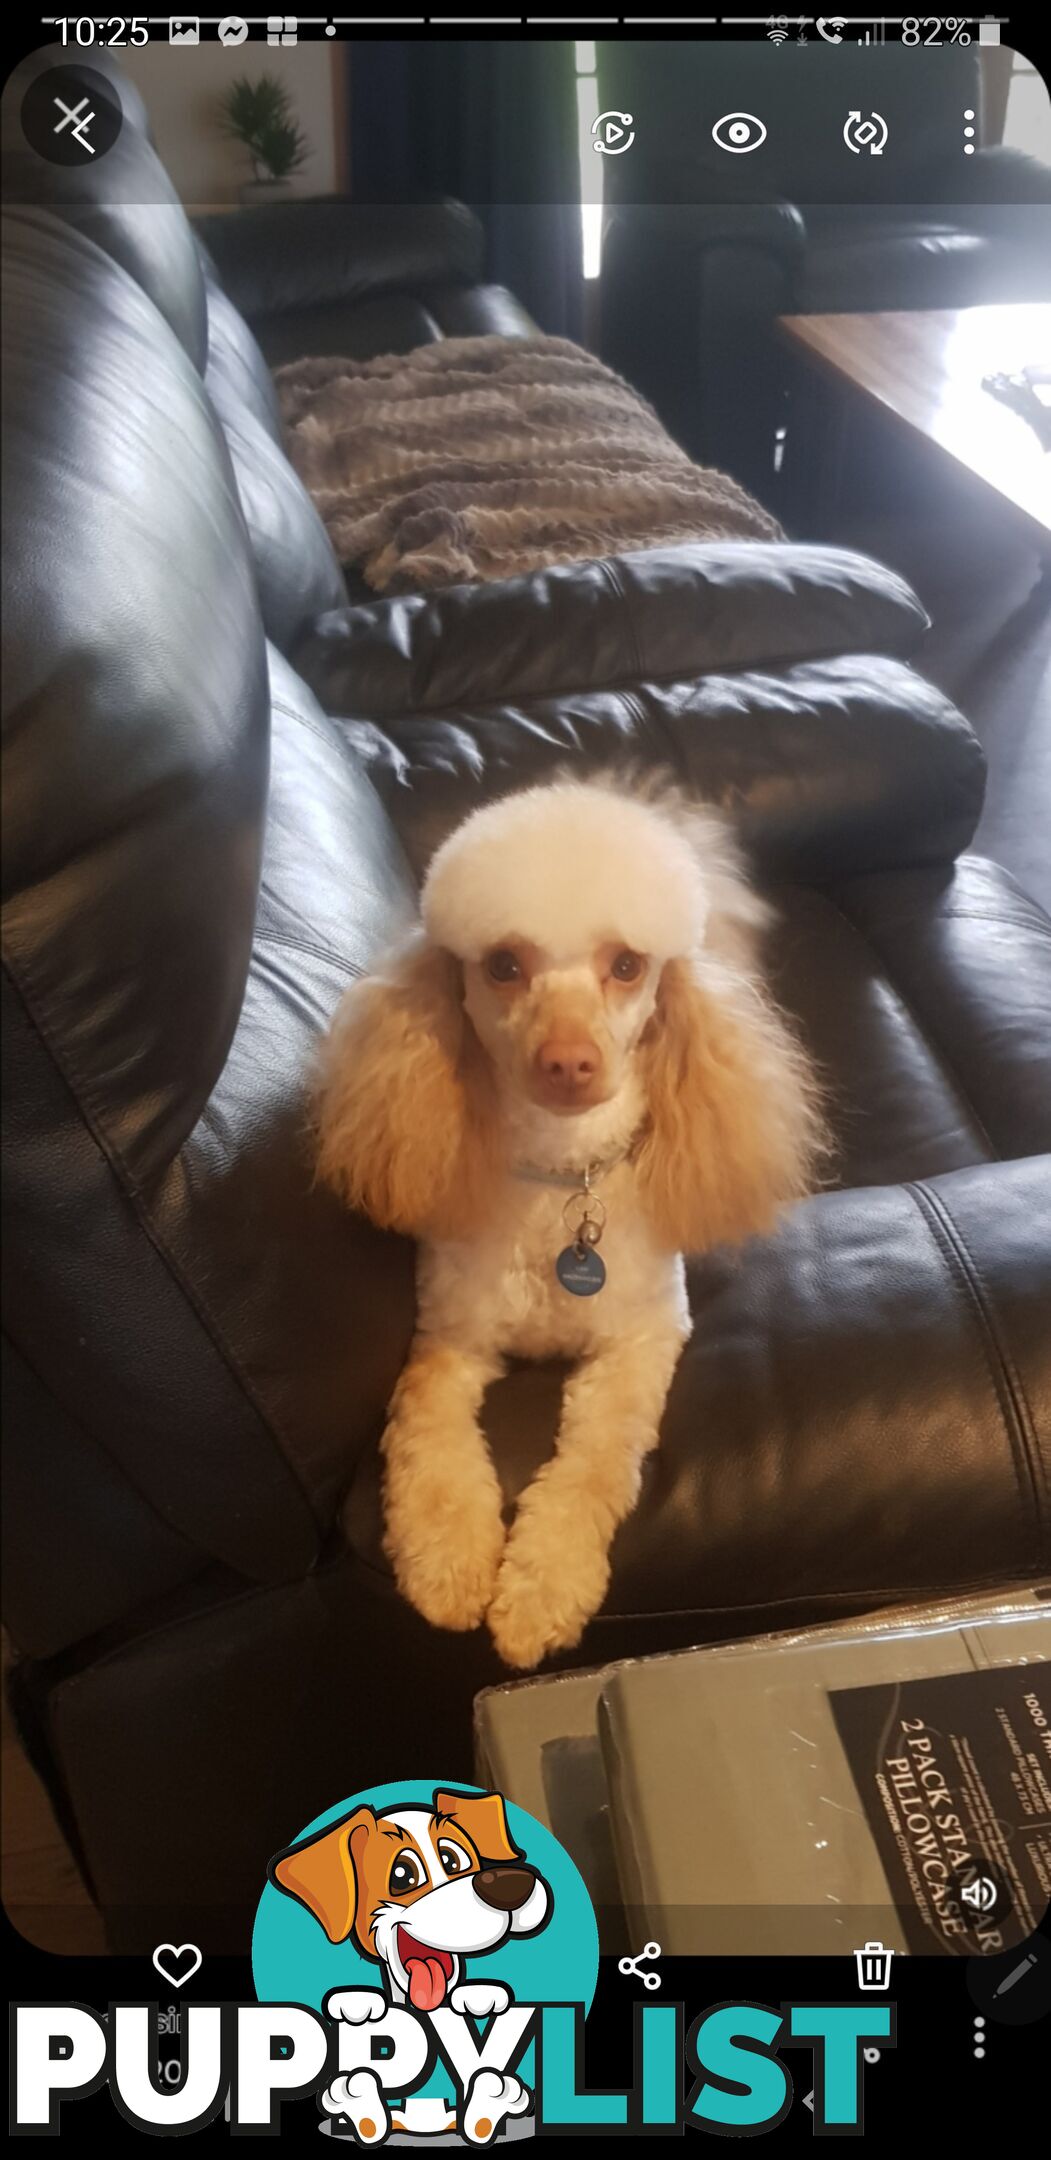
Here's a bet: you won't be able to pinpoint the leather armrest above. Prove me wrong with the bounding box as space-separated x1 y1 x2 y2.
968 143 1051 204
834 855 1051 1161
193 198 485 324
604 1154 1051 1621
910 142 1051 208
428 283 538 341
901 147 1051 258
296 543 929 716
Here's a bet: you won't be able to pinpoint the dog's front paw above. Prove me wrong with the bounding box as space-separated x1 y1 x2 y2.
383 1481 506 1634
324 1988 388 2026
449 1981 511 2019
487 1525 610 1670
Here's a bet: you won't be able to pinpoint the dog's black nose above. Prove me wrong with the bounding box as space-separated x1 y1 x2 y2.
475 1866 536 1912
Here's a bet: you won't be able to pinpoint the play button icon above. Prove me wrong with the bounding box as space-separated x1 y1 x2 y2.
592 109 635 156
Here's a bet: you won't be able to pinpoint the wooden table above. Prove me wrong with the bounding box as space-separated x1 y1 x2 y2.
779 304 1051 550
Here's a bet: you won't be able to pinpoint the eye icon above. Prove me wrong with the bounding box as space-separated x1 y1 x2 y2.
712 113 767 155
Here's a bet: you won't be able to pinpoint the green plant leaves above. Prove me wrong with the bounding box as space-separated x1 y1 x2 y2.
218 72 309 182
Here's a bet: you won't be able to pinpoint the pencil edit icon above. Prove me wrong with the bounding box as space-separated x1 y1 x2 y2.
992 1953 1038 2000
969 1930 1051 2031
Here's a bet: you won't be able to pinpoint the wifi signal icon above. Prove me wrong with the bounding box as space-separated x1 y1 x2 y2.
767 15 790 39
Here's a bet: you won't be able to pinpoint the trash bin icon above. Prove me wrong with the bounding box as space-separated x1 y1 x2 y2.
855 1941 894 1990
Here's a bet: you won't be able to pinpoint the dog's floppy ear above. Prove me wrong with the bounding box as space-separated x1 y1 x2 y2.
314 929 499 1240
635 954 825 1257
433 1788 522 1866
269 1806 376 1944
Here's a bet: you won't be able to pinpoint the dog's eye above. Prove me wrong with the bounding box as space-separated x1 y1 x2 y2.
389 1850 426 1894
486 948 521 984
611 950 644 983
437 1840 471 1877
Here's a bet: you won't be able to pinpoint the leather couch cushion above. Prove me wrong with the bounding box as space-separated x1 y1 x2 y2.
205 329 347 652
2 1337 214 1659
2 643 421 1612
202 268 284 444
152 647 422 1541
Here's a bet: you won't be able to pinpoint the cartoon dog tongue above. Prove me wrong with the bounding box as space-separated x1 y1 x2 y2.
406 1956 447 2011
399 1931 452 2011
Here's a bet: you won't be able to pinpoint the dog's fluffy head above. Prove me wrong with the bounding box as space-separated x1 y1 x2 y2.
422 779 717 965
314 774 825 1251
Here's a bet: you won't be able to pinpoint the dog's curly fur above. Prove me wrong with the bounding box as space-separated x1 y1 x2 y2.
316 774 826 1668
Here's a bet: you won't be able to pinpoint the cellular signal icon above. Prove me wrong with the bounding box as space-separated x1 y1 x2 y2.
860 18 887 41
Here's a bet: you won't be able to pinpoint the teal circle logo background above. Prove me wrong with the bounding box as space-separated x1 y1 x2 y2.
252 1780 599 2018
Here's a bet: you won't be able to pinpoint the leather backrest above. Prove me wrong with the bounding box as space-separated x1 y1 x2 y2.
203 272 348 650
194 198 484 362
2 200 419 1619
4 48 208 368
3 206 267 1177
4 53 348 653
196 196 484 317
202 266 284 443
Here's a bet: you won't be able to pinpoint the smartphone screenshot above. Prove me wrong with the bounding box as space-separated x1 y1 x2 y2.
3 9 1050 2142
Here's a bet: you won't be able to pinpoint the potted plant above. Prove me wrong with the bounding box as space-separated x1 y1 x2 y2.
219 73 310 205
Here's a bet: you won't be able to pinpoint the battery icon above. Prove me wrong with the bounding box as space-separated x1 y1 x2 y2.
979 19 1002 40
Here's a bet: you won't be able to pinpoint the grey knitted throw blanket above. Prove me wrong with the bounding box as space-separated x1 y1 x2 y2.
275 335 781 593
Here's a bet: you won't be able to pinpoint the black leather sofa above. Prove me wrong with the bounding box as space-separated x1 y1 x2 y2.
3 55 1050 1951
597 42 1051 500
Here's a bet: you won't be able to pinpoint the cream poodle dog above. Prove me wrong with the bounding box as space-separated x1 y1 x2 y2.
315 775 824 1669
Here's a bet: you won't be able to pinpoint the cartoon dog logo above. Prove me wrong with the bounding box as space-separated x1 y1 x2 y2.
270 1786 551 2142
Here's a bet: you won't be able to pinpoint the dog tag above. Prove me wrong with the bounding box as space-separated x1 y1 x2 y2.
556 1242 607 1297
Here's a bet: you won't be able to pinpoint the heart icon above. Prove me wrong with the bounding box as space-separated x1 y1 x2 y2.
152 1942 203 1989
